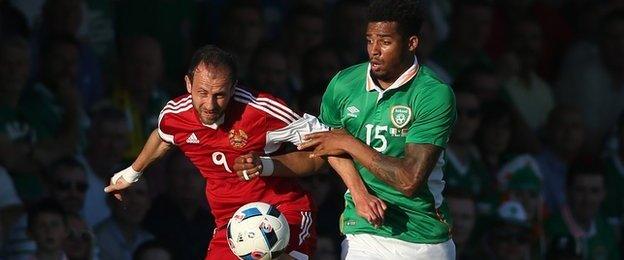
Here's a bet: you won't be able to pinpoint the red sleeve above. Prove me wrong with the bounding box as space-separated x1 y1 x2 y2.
157 95 193 144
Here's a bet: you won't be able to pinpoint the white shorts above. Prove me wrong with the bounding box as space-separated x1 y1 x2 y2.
341 233 455 260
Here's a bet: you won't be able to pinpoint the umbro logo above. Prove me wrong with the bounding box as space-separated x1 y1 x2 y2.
346 106 360 118
186 133 199 144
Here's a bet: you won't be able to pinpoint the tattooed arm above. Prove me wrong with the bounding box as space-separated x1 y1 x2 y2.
300 130 442 197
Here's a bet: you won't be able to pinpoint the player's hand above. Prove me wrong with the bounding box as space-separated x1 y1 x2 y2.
298 129 351 158
352 192 387 228
233 153 263 181
104 177 132 201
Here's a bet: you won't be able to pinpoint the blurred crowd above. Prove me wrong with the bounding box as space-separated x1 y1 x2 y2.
0 0 623 259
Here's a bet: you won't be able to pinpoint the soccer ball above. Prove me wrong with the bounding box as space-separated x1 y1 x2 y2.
227 202 290 260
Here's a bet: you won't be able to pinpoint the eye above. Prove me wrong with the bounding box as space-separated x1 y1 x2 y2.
382 40 391 45
366 38 373 44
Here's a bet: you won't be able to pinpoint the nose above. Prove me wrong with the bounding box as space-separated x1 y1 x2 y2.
369 41 381 57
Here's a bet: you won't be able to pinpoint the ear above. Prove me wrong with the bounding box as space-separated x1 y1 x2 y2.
185 75 192 94
408 35 419 53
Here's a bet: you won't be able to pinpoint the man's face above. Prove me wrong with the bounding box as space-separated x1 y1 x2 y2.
569 174 605 223
492 226 530 260
51 166 87 214
43 43 79 85
291 15 325 54
186 64 234 125
30 213 67 252
0 45 30 94
366 22 413 82
222 8 263 52
63 215 91 259
250 51 288 91
111 179 151 225
88 119 130 167
452 93 481 144
455 5 492 51
512 20 542 69
122 39 164 91
447 197 476 245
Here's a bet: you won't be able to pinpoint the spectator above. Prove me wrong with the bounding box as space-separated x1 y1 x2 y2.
417 17 451 84
22 35 86 166
115 0 198 82
556 8 624 152
545 160 620 260
444 88 487 197
453 64 502 102
38 0 104 107
500 18 555 132
95 178 152 260
328 0 367 66
446 190 477 260
112 35 169 157
432 0 494 79
77 105 130 227
217 0 265 78
479 201 532 260
132 240 172 260
47 157 88 219
143 152 213 260
246 44 293 102
63 213 96 260
535 105 585 213
0 36 43 199
283 5 325 90
603 112 624 232
26 199 69 260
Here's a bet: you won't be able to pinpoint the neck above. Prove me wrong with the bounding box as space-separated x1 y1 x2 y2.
376 57 415 90
572 212 593 231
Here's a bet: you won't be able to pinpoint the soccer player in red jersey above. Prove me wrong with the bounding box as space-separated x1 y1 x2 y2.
103 45 384 260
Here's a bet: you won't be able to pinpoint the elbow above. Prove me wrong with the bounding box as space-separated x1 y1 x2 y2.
397 170 426 197
398 186 417 197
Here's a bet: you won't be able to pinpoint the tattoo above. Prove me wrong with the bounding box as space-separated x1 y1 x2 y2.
369 144 442 195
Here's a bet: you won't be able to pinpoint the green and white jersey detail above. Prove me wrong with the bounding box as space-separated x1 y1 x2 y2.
320 59 456 244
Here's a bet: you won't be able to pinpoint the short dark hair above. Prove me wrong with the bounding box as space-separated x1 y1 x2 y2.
367 0 424 38
27 198 67 231
187 45 238 82
47 157 86 182
566 158 606 188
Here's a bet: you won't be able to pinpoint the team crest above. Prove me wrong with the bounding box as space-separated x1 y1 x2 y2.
229 129 248 149
390 105 412 128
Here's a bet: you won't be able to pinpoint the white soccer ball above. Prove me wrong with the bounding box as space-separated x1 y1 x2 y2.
227 202 290 260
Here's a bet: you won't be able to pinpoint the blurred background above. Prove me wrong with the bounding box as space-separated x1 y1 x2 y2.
0 0 623 259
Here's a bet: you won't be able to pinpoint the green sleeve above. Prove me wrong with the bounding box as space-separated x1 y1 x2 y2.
319 72 343 128
406 84 456 148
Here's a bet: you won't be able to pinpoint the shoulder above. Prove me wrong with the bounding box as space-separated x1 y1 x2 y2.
232 86 300 125
325 62 368 97
158 94 194 128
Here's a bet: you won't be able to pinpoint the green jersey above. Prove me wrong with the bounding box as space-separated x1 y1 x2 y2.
546 214 621 260
319 61 456 243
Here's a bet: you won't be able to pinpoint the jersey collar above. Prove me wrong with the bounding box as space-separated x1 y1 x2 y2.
366 56 419 94
202 116 224 130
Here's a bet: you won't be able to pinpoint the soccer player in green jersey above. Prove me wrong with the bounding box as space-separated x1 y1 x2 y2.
233 0 456 258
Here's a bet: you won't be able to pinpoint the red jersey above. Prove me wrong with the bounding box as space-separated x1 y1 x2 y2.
158 87 314 228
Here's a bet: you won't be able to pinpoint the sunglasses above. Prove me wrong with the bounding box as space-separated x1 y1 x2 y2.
56 180 88 193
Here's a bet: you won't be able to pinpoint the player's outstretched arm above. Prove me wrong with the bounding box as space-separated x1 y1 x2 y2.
300 131 441 197
327 156 387 227
232 151 325 180
104 129 173 200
